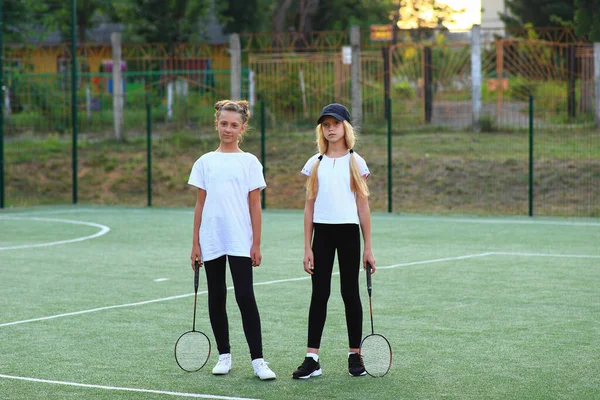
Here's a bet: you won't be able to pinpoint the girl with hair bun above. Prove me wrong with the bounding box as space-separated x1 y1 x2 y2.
188 99 276 380
293 103 376 380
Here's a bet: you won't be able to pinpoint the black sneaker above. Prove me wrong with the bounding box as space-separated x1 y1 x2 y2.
348 353 366 376
292 357 322 379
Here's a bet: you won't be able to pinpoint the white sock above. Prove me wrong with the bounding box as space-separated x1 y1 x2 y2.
307 352 319 361
348 352 358 356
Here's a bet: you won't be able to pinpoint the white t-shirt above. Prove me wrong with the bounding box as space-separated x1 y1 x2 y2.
188 152 266 262
301 152 370 224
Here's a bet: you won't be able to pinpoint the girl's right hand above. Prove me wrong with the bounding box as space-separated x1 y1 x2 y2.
190 245 203 270
303 249 314 275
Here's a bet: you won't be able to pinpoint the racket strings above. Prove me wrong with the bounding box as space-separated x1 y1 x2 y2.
360 334 392 377
174 331 211 372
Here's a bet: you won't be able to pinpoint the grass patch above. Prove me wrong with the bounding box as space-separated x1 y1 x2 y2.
3 128 599 217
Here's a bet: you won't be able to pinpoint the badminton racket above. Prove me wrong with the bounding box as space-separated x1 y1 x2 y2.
359 262 392 377
174 260 211 372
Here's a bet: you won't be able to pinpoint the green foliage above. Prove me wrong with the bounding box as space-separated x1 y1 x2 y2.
479 114 498 133
393 81 416 100
502 0 574 30
574 0 600 41
2 0 59 42
217 0 273 33
111 0 210 43
312 0 397 31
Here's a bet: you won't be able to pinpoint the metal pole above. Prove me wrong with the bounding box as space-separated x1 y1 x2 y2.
260 99 266 210
387 97 392 213
146 103 152 207
71 0 78 204
528 94 534 217
0 0 5 208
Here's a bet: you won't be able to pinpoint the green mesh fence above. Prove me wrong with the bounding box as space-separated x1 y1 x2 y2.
1 61 598 217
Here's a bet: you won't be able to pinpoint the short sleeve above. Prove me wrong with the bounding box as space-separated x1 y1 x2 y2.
248 155 267 192
355 153 370 178
301 154 320 177
188 158 205 189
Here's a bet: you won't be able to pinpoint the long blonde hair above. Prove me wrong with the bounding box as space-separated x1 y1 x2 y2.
306 120 370 200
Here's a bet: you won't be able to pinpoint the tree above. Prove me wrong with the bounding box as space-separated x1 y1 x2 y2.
218 0 273 34
311 0 397 31
48 0 105 43
574 0 600 41
112 0 209 43
2 0 62 42
500 0 574 29
272 0 397 34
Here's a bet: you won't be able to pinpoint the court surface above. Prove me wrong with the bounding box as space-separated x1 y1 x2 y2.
1 206 599 399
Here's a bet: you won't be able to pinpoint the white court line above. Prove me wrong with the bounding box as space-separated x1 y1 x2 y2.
0 291 205 328
0 250 597 397
376 252 495 270
0 374 261 400
5 250 595 329
1 253 489 328
491 251 600 259
0 217 110 250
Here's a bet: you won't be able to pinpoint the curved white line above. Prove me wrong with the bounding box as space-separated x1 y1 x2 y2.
0 217 110 251
0 374 261 400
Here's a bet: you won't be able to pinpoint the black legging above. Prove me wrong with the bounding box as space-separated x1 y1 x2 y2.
204 255 263 360
307 223 363 349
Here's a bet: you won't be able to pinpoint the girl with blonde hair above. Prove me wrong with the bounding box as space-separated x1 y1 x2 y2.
293 103 376 379
188 99 276 380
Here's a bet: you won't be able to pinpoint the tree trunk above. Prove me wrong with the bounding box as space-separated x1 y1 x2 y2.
273 0 293 33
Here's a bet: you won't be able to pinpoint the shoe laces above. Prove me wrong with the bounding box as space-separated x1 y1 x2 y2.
254 359 271 370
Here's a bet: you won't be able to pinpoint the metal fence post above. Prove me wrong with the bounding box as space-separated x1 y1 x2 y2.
528 94 534 217
0 0 4 208
387 97 392 213
350 25 362 127
423 46 433 124
111 33 124 142
146 103 152 207
594 43 600 128
471 24 482 132
71 0 78 204
260 99 266 210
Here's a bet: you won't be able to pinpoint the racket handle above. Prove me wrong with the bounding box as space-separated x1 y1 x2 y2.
194 260 200 293
366 262 373 297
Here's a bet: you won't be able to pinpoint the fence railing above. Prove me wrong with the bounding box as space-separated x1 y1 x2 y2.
1 28 599 217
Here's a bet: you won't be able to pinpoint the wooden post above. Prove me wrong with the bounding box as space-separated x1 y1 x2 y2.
230 34 241 101
567 45 577 119
496 40 504 119
111 33 124 142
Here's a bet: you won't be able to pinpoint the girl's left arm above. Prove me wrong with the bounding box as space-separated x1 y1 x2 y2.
248 188 262 267
357 193 376 273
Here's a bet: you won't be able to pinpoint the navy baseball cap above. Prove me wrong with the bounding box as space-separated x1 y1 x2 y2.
317 103 351 124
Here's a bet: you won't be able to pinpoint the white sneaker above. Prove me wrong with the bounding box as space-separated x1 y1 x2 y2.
252 358 276 380
212 353 232 375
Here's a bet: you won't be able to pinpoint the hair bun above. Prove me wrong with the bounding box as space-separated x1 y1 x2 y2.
214 100 228 111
